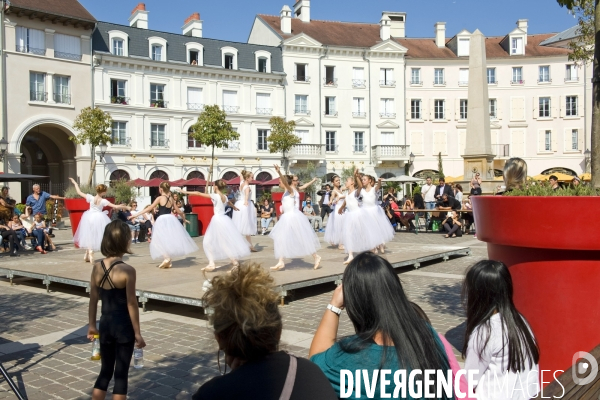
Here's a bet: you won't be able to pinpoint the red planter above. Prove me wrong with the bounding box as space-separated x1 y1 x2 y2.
64 197 115 241
271 192 305 217
189 195 213 235
472 196 600 381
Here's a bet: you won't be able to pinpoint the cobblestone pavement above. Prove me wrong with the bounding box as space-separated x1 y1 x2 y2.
0 230 487 399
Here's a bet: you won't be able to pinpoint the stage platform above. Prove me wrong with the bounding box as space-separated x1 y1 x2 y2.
0 235 471 310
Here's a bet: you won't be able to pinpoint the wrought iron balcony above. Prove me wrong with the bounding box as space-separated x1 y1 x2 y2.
433 80 446 85
379 80 396 87
371 145 410 164
410 80 422 85
111 96 130 105
224 140 240 151
53 93 71 104
112 137 131 147
289 144 325 161
510 79 525 85
187 103 204 111
293 75 310 83
324 111 338 117
538 78 552 83
487 79 497 84
379 112 396 118
352 112 366 118
323 78 338 86
55 51 82 61
325 144 338 154
150 100 168 108
458 81 469 86
16 46 46 56
222 105 240 113
294 108 310 115
492 144 510 158
565 76 579 82
352 79 366 88
30 91 47 102
256 108 273 115
150 138 169 148
353 145 367 154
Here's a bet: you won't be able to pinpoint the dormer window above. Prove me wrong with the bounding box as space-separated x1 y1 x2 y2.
224 54 234 69
185 42 204 66
190 51 199 65
221 46 239 70
108 31 129 57
152 45 162 61
112 39 124 56
511 37 523 55
254 50 271 73
457 38 470 57
148 37 168 62
258 58 267 72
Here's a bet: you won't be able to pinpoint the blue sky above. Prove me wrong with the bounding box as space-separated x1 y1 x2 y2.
79 0 577 42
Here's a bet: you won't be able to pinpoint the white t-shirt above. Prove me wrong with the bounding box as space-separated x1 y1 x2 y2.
422 183 436 203
465 314 539 400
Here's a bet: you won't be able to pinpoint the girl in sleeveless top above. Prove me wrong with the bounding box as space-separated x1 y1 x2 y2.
69 178 131 265
323 175 346 250
269 165 321 271
360 175 394 254
178 180 250 272
232 170 258 252
88 220 146 400
130 182 198 269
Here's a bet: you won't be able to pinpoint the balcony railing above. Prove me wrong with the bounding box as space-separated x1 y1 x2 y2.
30 91 47 102
224 140 240 151
112 137 131 147
325 145 339 154
289 144 325 160
371 145 410 163
353 145 367 154
111 96 130 105
492 144 510 158
293 75 310 83
16 46 46 56
538 78 552 83
510 79 525 85
380 80 396 87
150 100 168 108
187 103 204 110
55 51 82 61
434 80 446 85
410 80 422 85
53 93 71 104
352 79 366 88
565 76 579 82
150 138 170 148
256 108 273 115
223 105 240 113
352 112 366 118
323 78 338 86
294 108 310 115
487 79 497 84
379 112 396 118
324 111 338 117
458 81 469 86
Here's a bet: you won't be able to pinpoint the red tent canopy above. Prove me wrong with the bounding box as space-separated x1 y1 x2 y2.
169 179 187 186
259 178 281 186
128 178 148 187
144 178 169 187
225 176 260 185
184 178 207 186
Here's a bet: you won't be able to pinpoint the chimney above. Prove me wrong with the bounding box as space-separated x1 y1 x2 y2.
434 22 446 48
380 15 391 41
381 12 406 38
129 3 148 29
293 0 310 23
182 12 202 37
517 19 528 45
280 5 292 34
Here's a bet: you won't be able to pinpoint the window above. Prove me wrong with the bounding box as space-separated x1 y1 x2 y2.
512 67 523 84
457 38 470 56
411 99 421 119
16 27 45 55
511 37 523 55
459 99 468 120
380 68 395 86
539 97 551 118
380 98 395 117
111 80 127 104
189 50 199 65
353 67 365 87
354 132 365 152
459 68 469 85
29 72 46 101
53 75 70 104
566 64 578 81
325 66 336 85
187 87 203 110
224 54 234 69
352 97 365 117
151 45 163 61
324 96 336 116
434 68 445 85
187 127 202 148
150 84 165 107
258 57 268 73
295 64 308 82
411 68 421 84
539 66 550 83
326 131 336 152
150 124 166 147
112 39 124 56
489 99 497 119
545 130 552 151
380 132 394 145
487 68 496 84
572 129 579 150
255 51 271 73
257 129 269 151
222 90 238 113
295 95 308 114
295 130 308 144
112 122 127 145
256 93 271 115
54 34 82 61
434 99 445 120
566 96 578 116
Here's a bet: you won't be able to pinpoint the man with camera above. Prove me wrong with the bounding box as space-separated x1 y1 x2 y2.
303 196 324 232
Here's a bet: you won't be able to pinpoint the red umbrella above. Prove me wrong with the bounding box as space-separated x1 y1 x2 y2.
258 178 281 186
169 179 187 186
226 176 260 185
144 178 168 187
128 178 148 187
184 178 207 186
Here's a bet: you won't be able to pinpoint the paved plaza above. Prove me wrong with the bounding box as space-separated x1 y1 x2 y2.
0 228 487 399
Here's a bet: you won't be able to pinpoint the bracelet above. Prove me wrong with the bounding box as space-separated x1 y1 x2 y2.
327 304 342 316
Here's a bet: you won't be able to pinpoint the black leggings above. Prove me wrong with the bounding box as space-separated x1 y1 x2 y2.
1 230 19 252
94 340 135 394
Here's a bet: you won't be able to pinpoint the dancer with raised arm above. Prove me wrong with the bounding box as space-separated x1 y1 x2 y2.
69 178 130 265
177 180 250 272
269 165 321 271
232 170 258 252
323 175 346 250
361 175 394 254
129 182 198 269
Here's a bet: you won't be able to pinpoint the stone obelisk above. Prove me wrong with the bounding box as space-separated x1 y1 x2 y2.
463 29 495 183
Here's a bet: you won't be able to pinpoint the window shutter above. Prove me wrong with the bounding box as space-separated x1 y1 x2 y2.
388 69 394 82
421 99 428 120
429 99 434 120
432 131 441 155
406 100 411 120
563 128 572 152
551 96 558 118
223 90 237 107
379 68 385 82
578 129 584 151
389 99 395 114
579 97 584 117
533 97 538 119
353 98 359 113
551 130 557 152
511 97 525 121
54 34 81 55
30 28 45 49
379 99 385 114
573 65 579 80
187 88 202 104
458 129 466 156
440 131 447 155
559 95 565 118
455 99 460 121
353 68 364 80
537 130 545 152
411 131 424 155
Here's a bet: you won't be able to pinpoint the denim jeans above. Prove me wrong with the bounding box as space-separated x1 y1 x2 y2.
424 202 436 224
261 217 273 229
15 229 28 247
30 229 45 248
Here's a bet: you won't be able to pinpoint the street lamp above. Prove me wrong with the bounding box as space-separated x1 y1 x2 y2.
584 148 591 173
98 143 108 162
408 152 415 166
0 138 7 161
36 149 44 160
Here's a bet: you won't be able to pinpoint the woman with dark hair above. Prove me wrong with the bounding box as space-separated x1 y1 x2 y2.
309 252 451 398
463 260 540 399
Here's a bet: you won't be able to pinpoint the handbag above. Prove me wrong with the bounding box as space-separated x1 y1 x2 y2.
279 355 297 400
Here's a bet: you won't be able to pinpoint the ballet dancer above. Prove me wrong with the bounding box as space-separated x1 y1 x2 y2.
129 182 198 269
323 175 346 250
177 180 250 272
69 178 130 265
361 175 395 254
232 170 258 252
269 165 321 271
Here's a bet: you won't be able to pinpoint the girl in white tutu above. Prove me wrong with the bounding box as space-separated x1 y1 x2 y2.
269 165 321 271
232 170 258 252
68 178 130 265
178 180 250 272
323 175 346 250
361 174 395 254
130 182 198 269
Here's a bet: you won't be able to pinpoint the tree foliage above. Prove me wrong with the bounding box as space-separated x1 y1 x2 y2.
437 152 445 180
267 117 300 173
557 0 595 63
71 107 113 185
294 161 320 196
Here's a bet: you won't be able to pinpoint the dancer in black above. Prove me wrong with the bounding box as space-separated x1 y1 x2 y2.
88 220 145 400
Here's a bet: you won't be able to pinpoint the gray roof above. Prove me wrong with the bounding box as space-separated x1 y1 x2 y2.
93 21 283 73
540 25 581 46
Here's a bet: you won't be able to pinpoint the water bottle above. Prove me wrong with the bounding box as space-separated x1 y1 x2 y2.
90 335 101 361
133 347 144 369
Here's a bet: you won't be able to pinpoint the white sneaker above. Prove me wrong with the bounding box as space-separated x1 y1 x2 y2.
24 245 32 250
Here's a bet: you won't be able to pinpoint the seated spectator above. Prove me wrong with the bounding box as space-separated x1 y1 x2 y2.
437 193 462 211
32 213 55 251
193 264 337 400
398 199 416 232
303 199 324 232
549 175 560 191
309 253 451 398
383 201 400 232
0 186 15 220
20 205 45 251
500 158 527 195
260 199 274 235
442 210 463 238
462 197 475 235
571 176 581 187
382 187 397 204
8 214 31 250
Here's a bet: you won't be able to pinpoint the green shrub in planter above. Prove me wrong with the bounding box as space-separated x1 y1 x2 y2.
502 181 599 197
64 183 115 199
112 179 138 204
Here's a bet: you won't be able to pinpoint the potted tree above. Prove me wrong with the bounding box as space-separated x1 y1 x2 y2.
189 105 239 235
64 184 115 238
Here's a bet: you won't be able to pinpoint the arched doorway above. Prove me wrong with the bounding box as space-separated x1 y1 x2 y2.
413 169 440 181
541 167 577 177
186 170 205 192
255 172 272 182
222 171 238 181
380 172 396 179
149 170 169 199
109 169 130 185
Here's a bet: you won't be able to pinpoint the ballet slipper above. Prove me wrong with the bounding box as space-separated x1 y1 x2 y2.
250 245 258 252
379 245 385 254
313 255 322 270
158 259 170 269
338 244 345 251
89 251 94 265
343 257 353 265
270 263 285 271
444 234 449 238
202 264 217 272
372 248 378 254
83 250 90 262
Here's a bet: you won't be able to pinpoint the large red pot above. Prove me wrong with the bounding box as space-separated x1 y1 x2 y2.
64 197 115 239
472 196 600 381
189 195 213 235
271 192 305 217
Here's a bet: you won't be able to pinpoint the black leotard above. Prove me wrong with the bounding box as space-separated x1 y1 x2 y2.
98 260 134 344
156 195 173 219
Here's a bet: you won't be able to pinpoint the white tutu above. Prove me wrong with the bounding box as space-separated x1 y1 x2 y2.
232 200 257 236
150 214 199 260
342 208 382 254
363 205 395 245
73 210 111 251
324 204 345 245
203 214 251 262
269 197 321 259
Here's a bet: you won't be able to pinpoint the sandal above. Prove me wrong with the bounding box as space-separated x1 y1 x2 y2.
444 234 449 238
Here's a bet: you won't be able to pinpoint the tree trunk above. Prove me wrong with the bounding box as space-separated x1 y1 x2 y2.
208 145 215 193
87 147 96 186
282 150 289 174
592 0 600 188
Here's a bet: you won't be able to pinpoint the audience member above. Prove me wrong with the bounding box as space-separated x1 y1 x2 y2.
0 219 20 256
20 205 45 251
421 177 436 226
127 202 141 243
454 183 464 205
435 177 454 200
398 199 416 232
382 187 398 204
549 175 560 191
25 184 64 216
470 173 483 196
8 214 30 250
571 176 581 187
502 158 527 194
260 198 274 235
193 264 337 400
303 198 323 232
0 186 15 219
438 193 461 211
462 197 475 235
442 210 462 238
384 201 400 231
318 185 333 220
